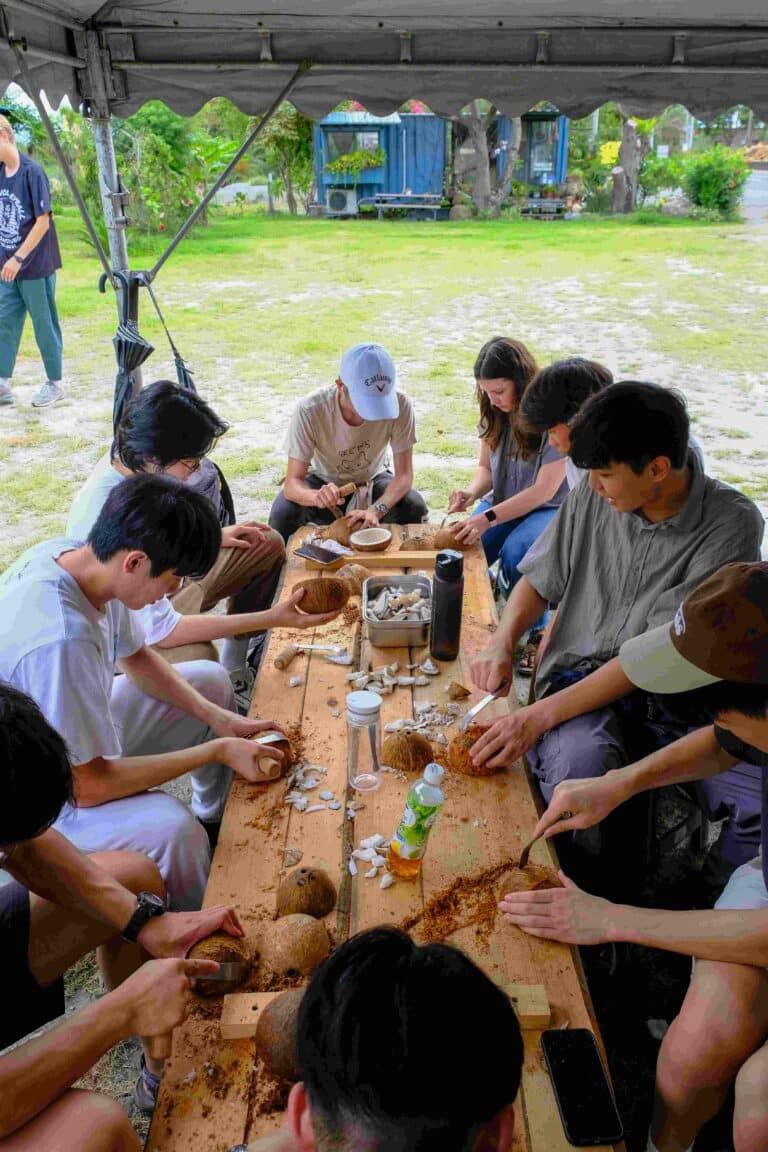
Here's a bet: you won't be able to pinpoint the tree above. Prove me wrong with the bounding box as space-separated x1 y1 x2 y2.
611 106 656 213
454 101 522 216
252 103 314 214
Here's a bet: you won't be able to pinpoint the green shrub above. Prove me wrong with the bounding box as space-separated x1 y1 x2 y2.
638 153 687 201
682 145 750 217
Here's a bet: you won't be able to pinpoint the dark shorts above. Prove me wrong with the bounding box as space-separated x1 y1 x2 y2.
0 880 64 1050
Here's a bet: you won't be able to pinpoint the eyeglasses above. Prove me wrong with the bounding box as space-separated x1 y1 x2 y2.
177 458 201 475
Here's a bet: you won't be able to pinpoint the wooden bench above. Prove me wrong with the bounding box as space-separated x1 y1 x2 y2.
357 193 444 220
148 526 623 1152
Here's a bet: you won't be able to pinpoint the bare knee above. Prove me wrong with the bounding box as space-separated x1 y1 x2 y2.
735 1048 768 1152
90 850 165 902
0 1090 140 1152
659 973 765 1097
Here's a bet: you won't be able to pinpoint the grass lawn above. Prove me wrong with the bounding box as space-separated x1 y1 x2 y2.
1 205 767 569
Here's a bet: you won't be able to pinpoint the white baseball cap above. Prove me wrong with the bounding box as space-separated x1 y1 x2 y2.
339 343 398 421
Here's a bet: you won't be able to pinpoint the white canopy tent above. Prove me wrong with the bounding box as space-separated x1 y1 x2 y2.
1 2 766 410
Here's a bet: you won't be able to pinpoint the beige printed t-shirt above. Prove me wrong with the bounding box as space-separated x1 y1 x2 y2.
284 386 417 485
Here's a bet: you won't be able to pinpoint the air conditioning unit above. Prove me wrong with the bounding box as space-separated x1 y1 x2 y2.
326 187 359 216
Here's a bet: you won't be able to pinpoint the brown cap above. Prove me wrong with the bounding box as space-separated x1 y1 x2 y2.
619 562 768 693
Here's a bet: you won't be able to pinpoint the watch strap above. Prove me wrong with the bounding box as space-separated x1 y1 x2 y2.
122 892 166 942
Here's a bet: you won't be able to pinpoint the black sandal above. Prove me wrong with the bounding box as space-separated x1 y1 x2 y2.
517 628 543 677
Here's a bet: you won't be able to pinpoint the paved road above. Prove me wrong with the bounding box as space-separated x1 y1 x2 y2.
743 169 768 222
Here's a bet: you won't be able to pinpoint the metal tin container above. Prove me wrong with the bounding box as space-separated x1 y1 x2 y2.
362 575 432 648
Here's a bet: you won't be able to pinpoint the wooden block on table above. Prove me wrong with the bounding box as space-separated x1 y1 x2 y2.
502 983 551 1029
220 991 283 1040
303 549 439 571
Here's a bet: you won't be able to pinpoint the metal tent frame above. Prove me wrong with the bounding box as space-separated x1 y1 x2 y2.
1 2 767 413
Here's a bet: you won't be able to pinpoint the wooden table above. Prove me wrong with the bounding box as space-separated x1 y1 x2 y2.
148 526 622 1152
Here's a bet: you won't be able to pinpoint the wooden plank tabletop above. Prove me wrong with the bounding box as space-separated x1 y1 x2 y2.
148 526 623 1152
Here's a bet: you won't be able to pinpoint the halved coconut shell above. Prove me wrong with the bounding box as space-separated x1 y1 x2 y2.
336 563 371 597
448 725 499 777
382 730 434 774
187 931 251 997
276 867 337 919
294 577 350 615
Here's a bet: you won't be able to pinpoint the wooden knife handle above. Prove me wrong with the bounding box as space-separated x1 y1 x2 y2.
147 1032 173 1061
338 482 357 498
273 644 299 670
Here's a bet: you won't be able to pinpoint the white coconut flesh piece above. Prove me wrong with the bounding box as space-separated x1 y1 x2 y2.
365 586 432 623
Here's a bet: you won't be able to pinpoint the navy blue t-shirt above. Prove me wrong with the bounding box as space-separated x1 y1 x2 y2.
0 153 62 280
714 723 768 891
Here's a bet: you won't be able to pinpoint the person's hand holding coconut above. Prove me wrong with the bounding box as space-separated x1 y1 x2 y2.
266 586 344 631
453 512 491 548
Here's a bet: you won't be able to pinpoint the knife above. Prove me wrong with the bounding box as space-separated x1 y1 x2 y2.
194 962 250 983
459 679 510 732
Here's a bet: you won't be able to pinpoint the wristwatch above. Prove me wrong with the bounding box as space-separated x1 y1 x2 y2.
374 501 389 519
484 508 498 523
122 891 166 942
10 253 24 265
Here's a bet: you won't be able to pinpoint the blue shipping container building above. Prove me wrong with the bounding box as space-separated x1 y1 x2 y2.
315 112 447 215
315 109 569 216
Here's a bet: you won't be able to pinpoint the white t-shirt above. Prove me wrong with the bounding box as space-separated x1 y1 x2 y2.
0 538 144 765
67 452 181 645
565 458 585 490
284 386 417 485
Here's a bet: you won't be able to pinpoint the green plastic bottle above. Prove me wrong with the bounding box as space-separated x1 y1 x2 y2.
387 762 445 880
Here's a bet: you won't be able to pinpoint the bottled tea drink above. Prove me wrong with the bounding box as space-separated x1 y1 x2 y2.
387 762 445 880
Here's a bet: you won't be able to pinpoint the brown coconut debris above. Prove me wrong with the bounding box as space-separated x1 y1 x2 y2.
400 859 561 948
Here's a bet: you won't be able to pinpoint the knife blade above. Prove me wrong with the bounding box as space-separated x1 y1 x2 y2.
459 679 510 732
194 962 250 982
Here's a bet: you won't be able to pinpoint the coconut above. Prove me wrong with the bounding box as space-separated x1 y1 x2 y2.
431 526 471 552
276 867 337 919
400 529 471 552
294 577 350 615
254 988 304 1081
258 913 330 977
336 563 371 597
254 732 294 779
448 725 499 777
382 730 434 774
318 517 353 547
446 680 471 700
501 862 562 896
187 931 251 997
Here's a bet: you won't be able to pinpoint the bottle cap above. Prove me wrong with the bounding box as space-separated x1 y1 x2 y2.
424 762 445 786
435 549 464 581
346 690 383 718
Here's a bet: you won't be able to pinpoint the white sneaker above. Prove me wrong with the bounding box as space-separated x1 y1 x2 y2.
0 379 13 406
31 380 64 408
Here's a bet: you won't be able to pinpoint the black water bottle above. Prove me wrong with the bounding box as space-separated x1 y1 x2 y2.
430 550 464 661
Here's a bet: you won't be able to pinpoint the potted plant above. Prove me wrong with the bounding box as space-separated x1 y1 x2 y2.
325 147 386 185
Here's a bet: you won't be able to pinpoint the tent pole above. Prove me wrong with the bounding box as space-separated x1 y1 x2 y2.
4 34 114 284
90 116 136 328
147 60 310 282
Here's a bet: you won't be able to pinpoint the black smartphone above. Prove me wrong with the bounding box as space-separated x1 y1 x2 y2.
293 542 340 566
541 1028 624 1146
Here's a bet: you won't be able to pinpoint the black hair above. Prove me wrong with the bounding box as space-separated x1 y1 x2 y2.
297 927 523 1152
520 357 614 431
88 473 221 579
0 684 73 848
112 380 229 473
668 679 768 724
569 381 690 475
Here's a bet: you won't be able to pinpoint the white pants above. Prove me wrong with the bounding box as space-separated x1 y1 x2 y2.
54 661 234 911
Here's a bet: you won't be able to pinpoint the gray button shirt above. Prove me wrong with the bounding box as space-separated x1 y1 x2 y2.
519 453 765 697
